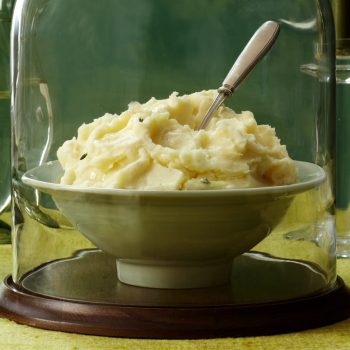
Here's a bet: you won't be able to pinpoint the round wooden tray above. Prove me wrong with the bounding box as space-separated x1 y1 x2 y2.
1 250 350 338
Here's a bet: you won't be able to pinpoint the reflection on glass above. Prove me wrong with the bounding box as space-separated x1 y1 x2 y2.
335 40 350 257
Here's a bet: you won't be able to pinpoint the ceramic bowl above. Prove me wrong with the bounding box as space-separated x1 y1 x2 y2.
23 161 325 289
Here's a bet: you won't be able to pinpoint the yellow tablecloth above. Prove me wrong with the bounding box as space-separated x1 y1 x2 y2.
1 244 350 350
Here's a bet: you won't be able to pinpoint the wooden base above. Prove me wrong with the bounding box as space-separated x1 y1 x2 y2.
0 275 350 338
1 250 350 338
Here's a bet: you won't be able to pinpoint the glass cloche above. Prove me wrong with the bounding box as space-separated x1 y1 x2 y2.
1 0 349 338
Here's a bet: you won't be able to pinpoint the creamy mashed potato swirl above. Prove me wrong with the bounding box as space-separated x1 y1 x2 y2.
57 90 297 190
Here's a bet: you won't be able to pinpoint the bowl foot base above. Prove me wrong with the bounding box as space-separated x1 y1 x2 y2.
117 258 232 288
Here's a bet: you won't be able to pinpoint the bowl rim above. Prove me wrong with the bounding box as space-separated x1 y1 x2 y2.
22 160 326 198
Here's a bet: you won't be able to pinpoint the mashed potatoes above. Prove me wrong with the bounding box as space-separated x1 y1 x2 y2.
57 90 297 190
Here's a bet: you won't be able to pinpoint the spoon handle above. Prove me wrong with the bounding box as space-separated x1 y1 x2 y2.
198 21 280 130
220 21 280 94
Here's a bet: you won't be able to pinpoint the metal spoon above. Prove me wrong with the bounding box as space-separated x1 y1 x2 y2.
198 21 280 130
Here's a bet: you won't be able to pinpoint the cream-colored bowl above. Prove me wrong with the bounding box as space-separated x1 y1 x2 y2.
23 161 325 289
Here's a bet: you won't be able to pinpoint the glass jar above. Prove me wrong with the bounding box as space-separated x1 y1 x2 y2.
332 0 350 257
4 0 345 337
0 0 15 244
334 40 350 257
